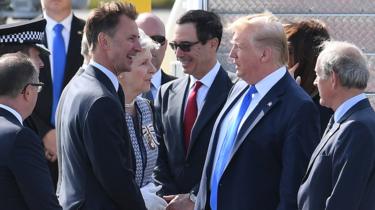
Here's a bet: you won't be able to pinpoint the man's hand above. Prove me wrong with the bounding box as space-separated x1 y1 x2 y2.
164 193 194 210
43 129 57 162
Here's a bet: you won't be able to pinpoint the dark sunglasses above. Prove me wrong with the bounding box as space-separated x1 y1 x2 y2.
169 41 200 52
150 35 166 45
21 82 44 93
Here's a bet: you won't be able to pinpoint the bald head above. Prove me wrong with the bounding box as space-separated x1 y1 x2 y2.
136 13 165 36
136 13 166 70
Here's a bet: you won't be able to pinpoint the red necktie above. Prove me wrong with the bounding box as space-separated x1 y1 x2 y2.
183 81 202 152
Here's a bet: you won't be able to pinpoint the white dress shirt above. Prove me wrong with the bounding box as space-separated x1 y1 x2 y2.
0 104 23 125
90 60 119 92
184 61 221 116
212 66 287 173
44 12 73 81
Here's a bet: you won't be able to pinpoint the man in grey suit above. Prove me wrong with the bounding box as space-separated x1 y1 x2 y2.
298 41 375 210
153 10 236 210
55 2 146 209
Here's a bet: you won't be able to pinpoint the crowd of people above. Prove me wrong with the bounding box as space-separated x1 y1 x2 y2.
0 1 374 210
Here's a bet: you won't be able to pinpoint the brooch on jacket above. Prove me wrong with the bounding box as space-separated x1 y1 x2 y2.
142 124 159 150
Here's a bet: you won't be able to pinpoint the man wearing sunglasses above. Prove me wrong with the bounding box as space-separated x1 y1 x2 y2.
0 53 61 210
136 13 176 101
153 10 236 210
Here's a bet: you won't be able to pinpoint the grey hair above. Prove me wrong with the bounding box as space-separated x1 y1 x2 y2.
138 28 159 51
0 53 38 98
317 40 369 89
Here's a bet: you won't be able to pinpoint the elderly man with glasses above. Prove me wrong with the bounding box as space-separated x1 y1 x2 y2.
0 53 61 210
153 9 237 210
136 13 176 101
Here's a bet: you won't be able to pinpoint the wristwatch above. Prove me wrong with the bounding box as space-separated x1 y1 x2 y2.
189 192 197 203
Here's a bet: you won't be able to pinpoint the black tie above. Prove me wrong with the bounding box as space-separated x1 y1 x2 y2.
117 85 125 110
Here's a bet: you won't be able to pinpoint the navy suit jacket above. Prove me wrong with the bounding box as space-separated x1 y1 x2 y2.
298 98 375 210
153 67 236 195
0 108 61 210
161 69 177 85
27 15 85 138
195 72 320 210
55 65 146 210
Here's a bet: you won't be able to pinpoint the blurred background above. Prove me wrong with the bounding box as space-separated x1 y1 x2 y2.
0 0 174 24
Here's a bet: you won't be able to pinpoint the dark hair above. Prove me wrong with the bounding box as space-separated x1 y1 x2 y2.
0 53 37 98
85 1 138 50
0 43 32 56
284 19 330 95
177 10 223 49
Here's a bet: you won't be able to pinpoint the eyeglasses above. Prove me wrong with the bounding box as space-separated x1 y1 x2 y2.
169 41 200 52
150 35 166 46
21 82 44 93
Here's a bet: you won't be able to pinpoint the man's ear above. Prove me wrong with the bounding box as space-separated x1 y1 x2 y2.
260 47 272 63
331 71 340 89
209 37 219 51
97 32 110 50
21 85 32 102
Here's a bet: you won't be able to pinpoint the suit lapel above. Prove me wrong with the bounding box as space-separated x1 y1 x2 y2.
63 15 84 86
225 80 284 170
302 98 371 181
169 77 190 152
187 68 229 154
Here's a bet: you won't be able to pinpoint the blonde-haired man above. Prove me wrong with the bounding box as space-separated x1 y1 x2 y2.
195 13 320 210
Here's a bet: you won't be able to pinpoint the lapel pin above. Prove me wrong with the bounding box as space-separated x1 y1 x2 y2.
267 101 272 107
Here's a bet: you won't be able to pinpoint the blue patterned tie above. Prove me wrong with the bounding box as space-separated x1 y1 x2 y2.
51 23 66 126
210 85 257 210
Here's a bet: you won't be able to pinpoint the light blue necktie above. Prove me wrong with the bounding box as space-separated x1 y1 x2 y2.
210 85 257 210
51 23 66 126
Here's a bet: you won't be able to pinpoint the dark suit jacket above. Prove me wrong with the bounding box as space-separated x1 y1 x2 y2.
298 98 375 210
28 15 85 138
161 69 177 85
0 108 61 210
55 65 146 210
153 67 236 195
195 72 320 210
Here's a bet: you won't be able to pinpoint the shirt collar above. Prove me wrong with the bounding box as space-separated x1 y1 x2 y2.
89 60 119 92
189 60 221 89
254 66 287 97
44 12 73 33
151 69 162 89
0 104 23 125
334 93 366 122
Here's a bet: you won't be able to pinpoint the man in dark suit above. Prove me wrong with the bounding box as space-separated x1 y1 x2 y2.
55 2 146 209
27 0 85 186
153 10 236 210
195 13 320 210
298 41 375 210
0 53 61 210
136 13 176 101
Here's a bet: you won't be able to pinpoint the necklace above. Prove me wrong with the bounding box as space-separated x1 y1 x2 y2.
125 100 135 108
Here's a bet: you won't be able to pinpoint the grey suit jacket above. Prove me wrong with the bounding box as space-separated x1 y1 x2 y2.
153 67 236 195
56 65 146 210
298 98 375 210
